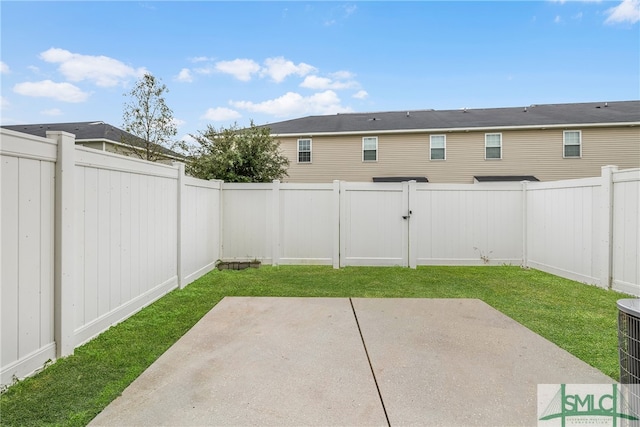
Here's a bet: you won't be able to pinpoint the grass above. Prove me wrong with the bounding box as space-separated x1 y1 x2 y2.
0 265 629 426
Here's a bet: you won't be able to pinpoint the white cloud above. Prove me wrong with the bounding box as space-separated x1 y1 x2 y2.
41 108 63 116
13 80 89 103
172 118 186 127
190 56 213 63
554 15 562 23
194 66 214 75
1 61 9 74
176 68 193 82
201 107 242 121
39 48 147 87
300 75 358 90
353 90 369 99
261 57 316 83
231 90 352 117
1 96 9 109
605 0 640 24
215 59 261 81
330 70 355 80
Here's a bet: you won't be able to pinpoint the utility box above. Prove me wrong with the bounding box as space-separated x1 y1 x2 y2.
617 299 640 418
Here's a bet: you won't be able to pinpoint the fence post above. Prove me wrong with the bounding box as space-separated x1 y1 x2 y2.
272 180 280 266
601 165 618 289
174 162 186 288
217 181 224 263
339 181 347 268
521 180 529 268
407 180 417 269
332 180 340 269
49 131 75 358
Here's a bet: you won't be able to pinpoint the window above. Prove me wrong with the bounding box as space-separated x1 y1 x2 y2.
430 135 446 160
363 137 378 161
563 130 581 158
298 138 311 163
485 133 502 159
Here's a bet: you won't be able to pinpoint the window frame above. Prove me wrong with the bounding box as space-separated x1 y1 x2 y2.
362 136 378 162
297 138 312 163
563 130 582 158
485 133 502 160
430 134 446 161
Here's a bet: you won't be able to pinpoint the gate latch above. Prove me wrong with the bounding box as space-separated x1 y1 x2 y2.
402 210 412 220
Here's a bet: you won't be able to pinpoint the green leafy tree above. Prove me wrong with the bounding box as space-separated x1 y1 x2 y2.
122 73 178 162
185 122 289 182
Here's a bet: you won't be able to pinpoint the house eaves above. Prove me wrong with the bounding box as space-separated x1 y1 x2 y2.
270 121 640 138
75 137 185 161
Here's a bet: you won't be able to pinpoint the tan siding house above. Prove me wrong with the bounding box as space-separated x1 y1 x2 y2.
268 101 640 183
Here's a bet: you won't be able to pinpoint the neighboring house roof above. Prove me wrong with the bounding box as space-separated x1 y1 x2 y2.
265 100 640 136
1 121 183 159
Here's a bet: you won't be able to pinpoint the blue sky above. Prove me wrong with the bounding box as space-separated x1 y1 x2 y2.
1 1 639 142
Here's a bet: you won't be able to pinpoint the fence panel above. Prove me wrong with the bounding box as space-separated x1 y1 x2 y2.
414 184 523 265
278 183 337 265
1 130 57 386
73 147 179 346
612 169 640 295
340 182 408 266
526 178 603 286
221 183 273 261
182 177 221 283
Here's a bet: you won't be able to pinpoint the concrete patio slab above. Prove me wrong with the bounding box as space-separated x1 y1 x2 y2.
90 297 387 426
89 297 613 427
352 298 613 426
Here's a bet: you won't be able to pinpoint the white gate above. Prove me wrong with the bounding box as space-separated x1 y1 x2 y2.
339 182 416 267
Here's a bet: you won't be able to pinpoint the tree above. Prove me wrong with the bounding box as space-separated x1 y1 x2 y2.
185 122 289 182
122 73 177 162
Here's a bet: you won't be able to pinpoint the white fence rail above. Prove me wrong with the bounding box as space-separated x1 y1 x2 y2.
1 129 220 387
2 126 639 388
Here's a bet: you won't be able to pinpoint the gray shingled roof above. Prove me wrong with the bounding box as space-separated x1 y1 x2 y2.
265 100 640 136
2 121 183 158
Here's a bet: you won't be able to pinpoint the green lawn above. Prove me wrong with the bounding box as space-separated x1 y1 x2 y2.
0 266 629 426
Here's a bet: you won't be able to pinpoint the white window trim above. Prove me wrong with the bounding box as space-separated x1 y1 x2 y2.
430 135 446 161
362 136 378 162
485 133 502 160
297 138 312 163
563 130 582 159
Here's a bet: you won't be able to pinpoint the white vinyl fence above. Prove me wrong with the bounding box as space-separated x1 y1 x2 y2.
612 169 640 295
224 181 524 267
221 167 638 292
1 126 638 388
1 129 220 387
525 166 640 295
